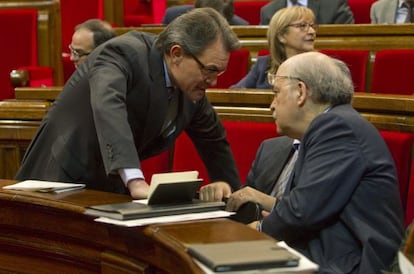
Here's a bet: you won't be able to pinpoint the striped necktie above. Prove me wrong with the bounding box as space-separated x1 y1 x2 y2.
270 143 299 199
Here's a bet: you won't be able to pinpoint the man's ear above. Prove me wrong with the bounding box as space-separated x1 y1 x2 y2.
297 81 307 107
170 45 184 63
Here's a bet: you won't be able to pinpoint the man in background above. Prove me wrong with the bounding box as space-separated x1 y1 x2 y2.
68 19 116 68
371 0 414 24
260 0 354 25
162 0 249 25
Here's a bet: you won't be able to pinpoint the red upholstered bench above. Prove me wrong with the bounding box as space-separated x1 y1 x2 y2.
216 49 250 88
141 150 171 182
172 121 277 186
233 1 269 25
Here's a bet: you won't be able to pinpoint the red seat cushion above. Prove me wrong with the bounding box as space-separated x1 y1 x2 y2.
348 0 376 24
371 49 414 95
234 1 269 25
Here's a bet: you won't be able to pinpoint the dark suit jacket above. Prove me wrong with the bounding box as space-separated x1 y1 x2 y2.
162 5 249 25
261 104 405 273
15 31 240 194
370 0 399 24
244 136 294 194
231 55 271 89
260 0 355 25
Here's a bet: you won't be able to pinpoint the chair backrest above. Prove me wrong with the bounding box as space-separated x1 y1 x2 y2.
379 131 414 216
347 0 376 24
172 121 277 186
216 49 250 88
123 0 166 26
0 8 38 100
371 49 414 95
319 49 369 92
233 1 269 25
141 150 171 183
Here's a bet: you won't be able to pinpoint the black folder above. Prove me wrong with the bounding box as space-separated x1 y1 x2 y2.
187 240 300 272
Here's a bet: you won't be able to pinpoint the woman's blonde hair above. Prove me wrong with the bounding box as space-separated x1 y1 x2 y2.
267 6 315 74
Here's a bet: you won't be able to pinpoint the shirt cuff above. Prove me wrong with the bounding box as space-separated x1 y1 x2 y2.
118 168 145 186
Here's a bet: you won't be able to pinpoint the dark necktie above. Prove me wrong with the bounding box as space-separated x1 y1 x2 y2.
403 2 414 23
161 87 178 138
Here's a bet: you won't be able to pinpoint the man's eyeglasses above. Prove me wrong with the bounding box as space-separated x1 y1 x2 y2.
267 73 303 86
287 22 318 32
187 51 226 78
68 45 91 59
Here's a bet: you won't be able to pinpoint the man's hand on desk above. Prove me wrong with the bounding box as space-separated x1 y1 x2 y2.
199 181 232 202
127 178 150 199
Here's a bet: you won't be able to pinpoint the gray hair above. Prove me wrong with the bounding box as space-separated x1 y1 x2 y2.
155 7 240 55
75 19 116 48
289 52 354 105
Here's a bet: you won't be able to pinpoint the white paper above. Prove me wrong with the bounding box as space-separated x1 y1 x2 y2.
399 251 414 274
3 180 85 193
94 210 234 227
193 241 319 274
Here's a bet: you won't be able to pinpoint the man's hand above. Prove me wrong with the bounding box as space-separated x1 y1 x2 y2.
199 181 232 201
127 178 150 199
226 186 276 212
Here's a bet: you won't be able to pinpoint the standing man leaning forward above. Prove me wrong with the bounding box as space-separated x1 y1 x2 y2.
15 8 241 199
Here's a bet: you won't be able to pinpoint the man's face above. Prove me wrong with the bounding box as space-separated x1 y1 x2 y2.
269 66 301 137
69 28 94 68
172 39 229 103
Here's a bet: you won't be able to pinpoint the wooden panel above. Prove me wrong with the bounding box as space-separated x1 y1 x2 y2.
0 180 270 273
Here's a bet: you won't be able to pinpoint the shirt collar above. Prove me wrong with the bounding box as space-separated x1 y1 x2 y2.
163 59 173 88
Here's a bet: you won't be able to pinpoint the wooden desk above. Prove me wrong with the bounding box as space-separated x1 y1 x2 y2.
0 179 271 273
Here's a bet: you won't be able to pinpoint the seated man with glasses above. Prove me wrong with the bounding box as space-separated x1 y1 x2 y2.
260 0 354 25
68 19 116 68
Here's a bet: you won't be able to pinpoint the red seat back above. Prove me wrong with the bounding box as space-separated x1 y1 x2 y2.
0 9 38 100
172 121 277 186
124 0 166 26
216 49 250 88
234 1 269 25
348 0 376 24
319 49 369 92
371 49 414 95
141 150 171 183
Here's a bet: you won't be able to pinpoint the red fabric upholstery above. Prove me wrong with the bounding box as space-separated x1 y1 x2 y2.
234 1 269 25
380 131 414 215
172 121 277 186
216 49 250 88
124 0 166 26
0 9 38 100
141 150 171 182
319 49 369 92
371 49 414 95
407 161 414 226
348 0 376 24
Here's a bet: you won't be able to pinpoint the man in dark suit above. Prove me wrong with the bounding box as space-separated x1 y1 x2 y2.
260 0 354 25
162 0 249 25
15 8 241 199
250 51 403 273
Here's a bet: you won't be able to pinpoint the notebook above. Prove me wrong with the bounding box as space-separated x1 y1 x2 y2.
148 171 202 205
187 240 300 272
84 200 226 221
